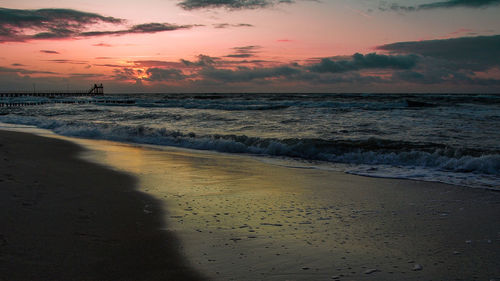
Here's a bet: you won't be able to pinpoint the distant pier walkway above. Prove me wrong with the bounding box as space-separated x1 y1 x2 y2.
0 84 104 98
0 84 136 107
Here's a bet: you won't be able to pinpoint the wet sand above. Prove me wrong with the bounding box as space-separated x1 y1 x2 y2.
71 136 500 281
2 129 500 281
0 130 204 281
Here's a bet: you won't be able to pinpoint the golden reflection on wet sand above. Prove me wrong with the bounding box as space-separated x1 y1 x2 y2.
52 136 500 281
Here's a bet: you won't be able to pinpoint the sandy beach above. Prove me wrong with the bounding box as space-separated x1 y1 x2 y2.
0 130 204 281
1 129 500 280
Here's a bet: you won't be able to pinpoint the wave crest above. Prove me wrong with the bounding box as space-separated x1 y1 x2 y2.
1 115 498 178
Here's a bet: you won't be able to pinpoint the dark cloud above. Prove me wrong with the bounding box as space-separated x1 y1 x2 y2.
0 7 122 42
181 55 219 67
219 59 275 66
213 23 231 29
380 0 500 11
183 44 499 88
178 0 294 10
111 66 187 82
235 23 254 27
376 35 500 86
69 73 102 78
393 69 500 85
309 53 418 73
213 23 254 28
0 65 57 75
200 66 300 82
40 50 60 54
113 68 138 81
225 45 261 58
79 23 195 37
0 7 122 27
94 63 124 68
0 7 198 42
145 68 186 81
45 59 88 65
225 54 254 58
132 60 186 68
193 63 388 86
309 72 387 85
377 35 500 71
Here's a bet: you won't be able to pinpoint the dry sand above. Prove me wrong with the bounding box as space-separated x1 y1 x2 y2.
2 129 500 281
0 130 205 281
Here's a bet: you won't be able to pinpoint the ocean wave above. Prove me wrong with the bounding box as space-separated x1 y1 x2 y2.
1 115 499 179
122 99 410 111
0 95 411 111
3 93 500 112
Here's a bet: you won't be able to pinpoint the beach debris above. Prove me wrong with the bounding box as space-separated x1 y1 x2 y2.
412 264 423 271
465 240 472 244
453 251 461 255
302 267 310 270
364 268 379 274
331 275 340 280
260 223 283 226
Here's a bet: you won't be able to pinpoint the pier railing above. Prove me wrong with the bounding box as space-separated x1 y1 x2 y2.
0 99 136 108
0 84 110 107
0 84 104 97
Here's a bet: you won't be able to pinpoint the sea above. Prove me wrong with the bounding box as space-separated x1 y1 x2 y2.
1 93 499 189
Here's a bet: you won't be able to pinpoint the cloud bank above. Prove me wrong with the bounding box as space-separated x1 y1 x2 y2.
225 45 262 58
177 0 294 10
380 0 500 11
0 65 57 75
376 35 500 85
377 35 500 71
40 50 60 54
309 53 418 73
5 32 499 92
213 23 254 28
78 23 195 37
0 7 196 42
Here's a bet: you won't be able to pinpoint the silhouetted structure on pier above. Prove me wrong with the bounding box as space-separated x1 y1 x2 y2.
89 84 104 95
0 84 104 97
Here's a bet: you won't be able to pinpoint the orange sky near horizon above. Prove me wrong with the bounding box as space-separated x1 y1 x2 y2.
1 0 500 92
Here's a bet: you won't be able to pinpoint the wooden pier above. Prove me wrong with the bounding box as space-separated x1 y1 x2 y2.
0 83 137 108
0 84 104 98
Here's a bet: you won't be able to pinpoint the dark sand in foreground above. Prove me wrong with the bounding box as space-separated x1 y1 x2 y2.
0 130 204 281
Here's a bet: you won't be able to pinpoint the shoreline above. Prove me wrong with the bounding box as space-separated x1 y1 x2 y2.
0 130 205 280
0 119 496 190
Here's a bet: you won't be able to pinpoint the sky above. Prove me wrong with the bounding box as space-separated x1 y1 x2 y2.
1 0 500 93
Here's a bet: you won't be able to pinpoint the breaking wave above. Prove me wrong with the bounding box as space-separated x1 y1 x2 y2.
1 114 499 189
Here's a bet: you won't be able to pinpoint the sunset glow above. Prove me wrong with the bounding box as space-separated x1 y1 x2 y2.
1 0 500 92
